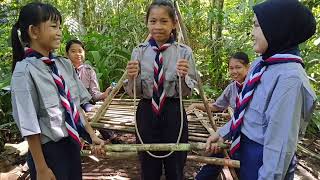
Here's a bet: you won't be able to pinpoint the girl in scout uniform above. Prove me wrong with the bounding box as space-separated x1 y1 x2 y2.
189 52 250 180
11 3 104 180
187 52 250 113
125 0 196 179
66 39 116 141
66 39 112 103
206 1 317 179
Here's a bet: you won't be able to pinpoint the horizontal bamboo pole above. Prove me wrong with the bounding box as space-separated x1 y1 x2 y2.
94 98 203 105
80 151 238 167
91 122 135 133
81 150 138 160
187 155 240 168
98 119 135 127
189 136 207 142
102 143 229 152
297 144 320 161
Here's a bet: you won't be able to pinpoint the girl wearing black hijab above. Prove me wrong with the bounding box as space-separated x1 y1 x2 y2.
205 0 317 179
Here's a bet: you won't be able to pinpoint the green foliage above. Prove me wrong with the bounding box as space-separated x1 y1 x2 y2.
55 0 148 89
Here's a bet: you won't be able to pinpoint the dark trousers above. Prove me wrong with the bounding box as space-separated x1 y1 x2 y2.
27 137 82 180
195 153 226 180
195 152 240 180
240 134 296 180
196 134 295 180
136 98 188 180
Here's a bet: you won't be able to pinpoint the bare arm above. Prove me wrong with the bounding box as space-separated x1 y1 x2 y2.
187 103 220 112
26 134 47 171
26 135 56 180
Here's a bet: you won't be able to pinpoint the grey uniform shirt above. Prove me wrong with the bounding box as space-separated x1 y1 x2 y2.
213 81 238 111
125 42 197 98
218 57 316 179
76 64 104 102
11 56 91 144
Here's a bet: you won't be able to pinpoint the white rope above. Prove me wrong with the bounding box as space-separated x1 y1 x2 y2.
133 44 184 159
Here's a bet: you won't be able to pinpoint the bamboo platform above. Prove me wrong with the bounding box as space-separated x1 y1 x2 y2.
86 99 229 143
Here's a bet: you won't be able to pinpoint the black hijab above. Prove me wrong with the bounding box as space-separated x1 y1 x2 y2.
253 0 316 60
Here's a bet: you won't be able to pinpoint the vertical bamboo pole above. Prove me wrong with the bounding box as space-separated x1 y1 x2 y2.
174 0 217 130
174 1 238 179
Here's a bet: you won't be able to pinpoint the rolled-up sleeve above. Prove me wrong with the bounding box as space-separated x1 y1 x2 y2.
213 84 232 111
258 76 312 179
124 47 142 97
218 120 232 140
11 63 40 137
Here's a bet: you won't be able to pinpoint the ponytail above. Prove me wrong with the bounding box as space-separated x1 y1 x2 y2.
171 28 178 41
11 23 25 71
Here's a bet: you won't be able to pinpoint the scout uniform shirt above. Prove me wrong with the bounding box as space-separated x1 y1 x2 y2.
218 57 316 179
125 42 197 98
11 56 91 144
75 64 104 102
213 81 239 111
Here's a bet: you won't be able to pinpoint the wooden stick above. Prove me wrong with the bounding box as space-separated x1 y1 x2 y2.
98 119 135 126
92 71 128 123
174 1 217 131
297 144 320 161
187 155 240 168
174 0 189 45
81 150 138 160
198 117 216 136
103 143 228 152
80 151 239 168
91 122 135 133
189 136 207 142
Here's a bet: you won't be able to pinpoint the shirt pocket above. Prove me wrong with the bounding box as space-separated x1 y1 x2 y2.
41 92 64 128
164 72 178 97
245 88 268 126
141 74 153 98
68 81 80 102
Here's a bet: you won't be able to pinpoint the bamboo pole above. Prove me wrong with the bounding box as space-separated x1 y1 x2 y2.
174 0 189 45
98 119 135 126
297 144 320 161
187 155 240 168
91 122 135 133
81 150 138 160
189 136 207 142
103 143 228 152
92 71 128 123
174 1 217 131
80 151 239 168
199 118 216 136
